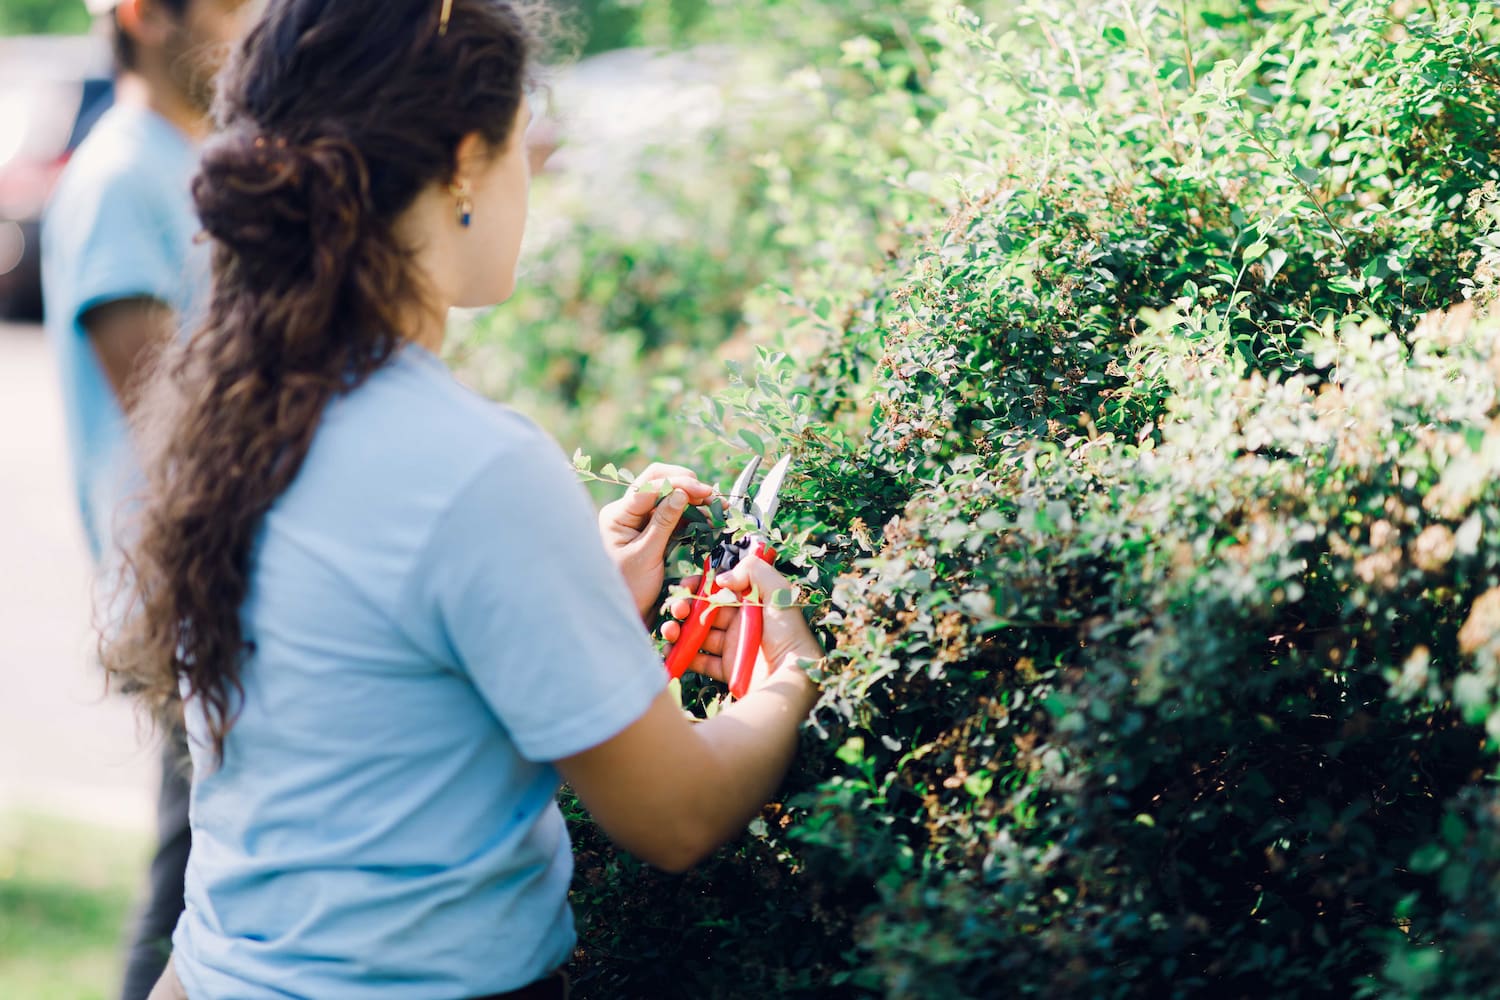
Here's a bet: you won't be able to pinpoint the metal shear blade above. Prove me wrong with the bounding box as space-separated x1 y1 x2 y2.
747 455 791 530
725 456 762 515
724 454 791 531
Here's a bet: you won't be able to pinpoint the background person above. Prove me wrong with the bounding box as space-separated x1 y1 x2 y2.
40 2 257 998
104 0 826 996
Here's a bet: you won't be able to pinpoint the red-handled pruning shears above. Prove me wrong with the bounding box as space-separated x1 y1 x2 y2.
663 454 791 700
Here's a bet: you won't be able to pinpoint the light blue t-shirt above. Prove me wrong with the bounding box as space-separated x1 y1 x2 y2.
41 103 206 559
172 344 667 997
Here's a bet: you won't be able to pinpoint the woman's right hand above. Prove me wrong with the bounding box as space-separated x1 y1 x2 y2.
561 556 823 873
660 557 824 689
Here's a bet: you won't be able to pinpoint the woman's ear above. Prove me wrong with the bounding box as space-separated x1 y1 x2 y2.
118 0 171 47
450 132 492 190
116 0 143 33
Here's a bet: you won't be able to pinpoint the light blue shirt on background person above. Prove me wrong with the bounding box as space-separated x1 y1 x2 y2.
42 103 206 560
173 344 668 997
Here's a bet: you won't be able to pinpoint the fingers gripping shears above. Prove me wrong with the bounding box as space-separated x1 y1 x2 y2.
663 455 791 700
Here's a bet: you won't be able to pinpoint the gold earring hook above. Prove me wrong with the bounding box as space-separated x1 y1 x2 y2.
449 178 474 228
438 0 453 36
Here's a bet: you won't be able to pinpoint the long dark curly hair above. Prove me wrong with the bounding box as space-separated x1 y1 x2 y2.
103 0 542 762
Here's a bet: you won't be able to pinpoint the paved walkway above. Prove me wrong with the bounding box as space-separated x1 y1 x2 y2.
0 322 155 831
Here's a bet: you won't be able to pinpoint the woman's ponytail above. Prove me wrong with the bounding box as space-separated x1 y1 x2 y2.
196 130 371 302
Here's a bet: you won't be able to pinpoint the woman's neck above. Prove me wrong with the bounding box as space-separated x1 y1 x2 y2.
113 73 211 144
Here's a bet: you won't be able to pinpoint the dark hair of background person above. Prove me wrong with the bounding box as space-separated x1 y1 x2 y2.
101 0 548 762
109 0 190 73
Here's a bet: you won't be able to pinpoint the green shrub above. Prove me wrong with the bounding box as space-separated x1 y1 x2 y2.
468 0 1500 996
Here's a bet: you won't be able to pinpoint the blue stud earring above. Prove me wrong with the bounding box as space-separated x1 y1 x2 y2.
450 180 474 228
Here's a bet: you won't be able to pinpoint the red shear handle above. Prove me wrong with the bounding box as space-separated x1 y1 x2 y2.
664 556 723 679
727 541 777 700
665 543 781 691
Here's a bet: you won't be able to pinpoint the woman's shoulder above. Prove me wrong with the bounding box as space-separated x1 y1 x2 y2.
314 343 558 494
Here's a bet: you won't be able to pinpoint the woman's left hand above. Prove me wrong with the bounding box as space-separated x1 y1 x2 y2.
599 463 715 619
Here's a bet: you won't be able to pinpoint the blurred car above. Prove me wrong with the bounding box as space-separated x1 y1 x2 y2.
0 35 113 322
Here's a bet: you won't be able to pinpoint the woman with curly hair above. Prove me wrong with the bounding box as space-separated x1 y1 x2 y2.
105 1 826 996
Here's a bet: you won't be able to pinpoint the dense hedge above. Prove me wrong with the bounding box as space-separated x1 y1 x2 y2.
461 1 1500 996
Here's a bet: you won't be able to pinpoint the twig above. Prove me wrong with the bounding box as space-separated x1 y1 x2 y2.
1239 120 1350 255
1123 0 1185 166
890 15 934 90
1179 0 1197 89
664 590 825 613
576 468 740 505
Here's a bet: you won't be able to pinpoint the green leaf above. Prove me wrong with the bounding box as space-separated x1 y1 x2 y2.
1243 241 1268 262
836 737 866 767
1244 85 1278 107
1440 811 1467 848
963 771 994 798
739 429 767 455
1263 248 1288 284
1409 843 1449 875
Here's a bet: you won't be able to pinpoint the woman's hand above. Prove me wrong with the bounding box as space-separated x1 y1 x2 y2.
661 557 824 690
598 463 715 620
559 556 823 873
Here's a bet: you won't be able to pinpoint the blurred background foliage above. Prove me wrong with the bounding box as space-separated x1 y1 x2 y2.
0 0 88 35
0 811 148 998
450 0 1500 996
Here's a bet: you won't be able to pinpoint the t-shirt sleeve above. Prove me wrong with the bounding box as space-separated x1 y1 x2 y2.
57 167 185 328
415 425 668 761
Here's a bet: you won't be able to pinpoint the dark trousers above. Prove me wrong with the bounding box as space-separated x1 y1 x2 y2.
120 730 192 1000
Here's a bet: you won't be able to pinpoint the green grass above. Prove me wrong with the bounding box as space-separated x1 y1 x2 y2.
0 811 150 1000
